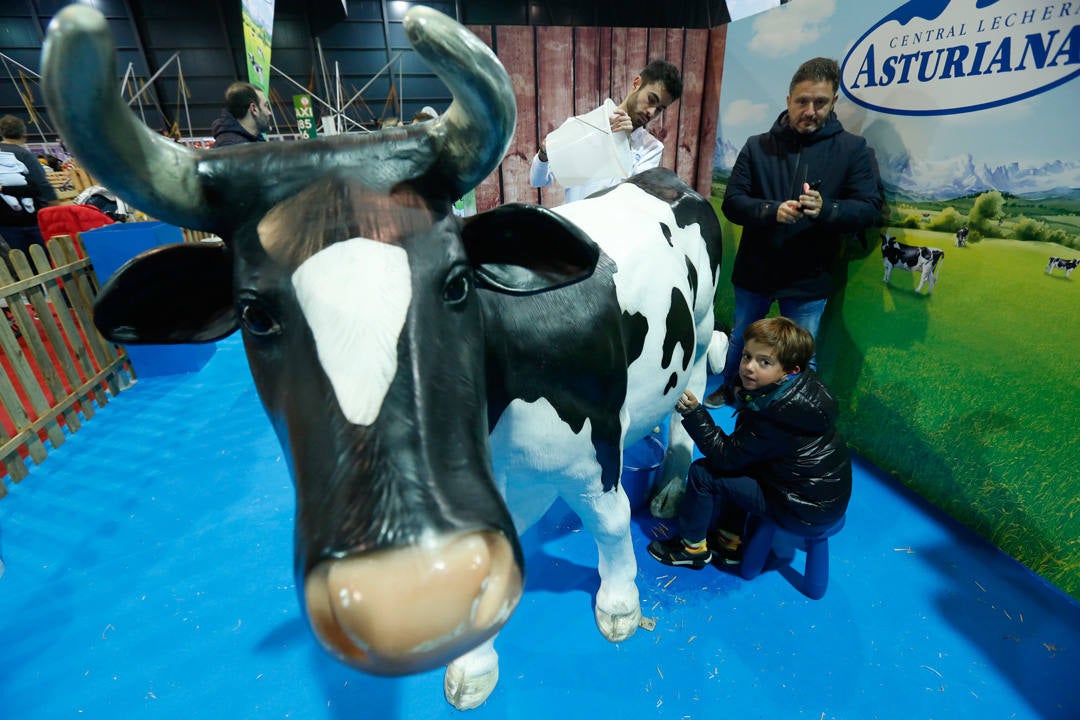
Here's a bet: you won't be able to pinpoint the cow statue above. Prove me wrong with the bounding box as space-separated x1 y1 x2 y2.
42 5 724 711
881 232 944 294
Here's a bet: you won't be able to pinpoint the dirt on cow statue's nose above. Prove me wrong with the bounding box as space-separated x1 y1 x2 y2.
303 530 522 675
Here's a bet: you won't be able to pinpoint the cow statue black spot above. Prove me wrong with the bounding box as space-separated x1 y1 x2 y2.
42 5 724 711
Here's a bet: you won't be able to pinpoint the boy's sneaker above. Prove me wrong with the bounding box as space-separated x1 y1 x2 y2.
647 537 712 569
709 529 743 565
711 543 742 566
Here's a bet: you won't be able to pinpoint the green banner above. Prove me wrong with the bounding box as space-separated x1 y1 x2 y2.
241 0 274 94
293 94 317 139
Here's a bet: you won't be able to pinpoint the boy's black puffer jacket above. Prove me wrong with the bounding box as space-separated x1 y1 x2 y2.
681 371 851 532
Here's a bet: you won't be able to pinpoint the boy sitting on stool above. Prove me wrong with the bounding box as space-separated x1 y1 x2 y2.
648 317 851 569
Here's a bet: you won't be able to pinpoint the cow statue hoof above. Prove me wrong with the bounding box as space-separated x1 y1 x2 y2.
595 603 642 642
594 579 641 642
444 642 499 711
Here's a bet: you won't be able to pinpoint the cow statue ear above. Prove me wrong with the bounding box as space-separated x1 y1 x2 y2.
461 204 599 295
94 241 239 344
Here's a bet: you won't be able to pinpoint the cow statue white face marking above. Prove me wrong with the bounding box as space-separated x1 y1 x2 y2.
293 238 411 426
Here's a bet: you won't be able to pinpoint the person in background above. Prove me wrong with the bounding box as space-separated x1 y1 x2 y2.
529 60 682 203
412 106 439 124
649 317 851 568
0 114 58 255
705 57 882 408
211 82 273 148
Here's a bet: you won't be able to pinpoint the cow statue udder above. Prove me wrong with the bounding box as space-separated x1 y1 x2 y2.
42 5 723 711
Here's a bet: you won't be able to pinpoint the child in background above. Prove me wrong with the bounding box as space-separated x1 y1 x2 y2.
649 317 851 568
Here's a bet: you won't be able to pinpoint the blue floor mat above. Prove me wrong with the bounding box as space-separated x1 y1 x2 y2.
1 335 1077 719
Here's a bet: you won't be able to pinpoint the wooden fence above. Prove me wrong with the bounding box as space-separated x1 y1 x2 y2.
0 234 135 494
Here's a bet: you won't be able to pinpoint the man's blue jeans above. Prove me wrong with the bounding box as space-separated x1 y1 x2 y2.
722 287 828 386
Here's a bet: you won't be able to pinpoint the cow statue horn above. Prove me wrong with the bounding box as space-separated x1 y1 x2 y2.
41 5 515 234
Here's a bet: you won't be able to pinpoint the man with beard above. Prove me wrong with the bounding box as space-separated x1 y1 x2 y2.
530 60 682 203
211 81 273 148
705 57 882 408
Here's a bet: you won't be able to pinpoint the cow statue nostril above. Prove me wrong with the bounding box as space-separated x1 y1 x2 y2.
303 530 522 676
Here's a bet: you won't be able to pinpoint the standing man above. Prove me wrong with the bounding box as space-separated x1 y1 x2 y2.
705 57 882 408
530 60 682 203
211 81 273 148
0 114 58 255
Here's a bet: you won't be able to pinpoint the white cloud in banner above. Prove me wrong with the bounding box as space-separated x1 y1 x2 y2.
749 0 837 57
723 99 770 128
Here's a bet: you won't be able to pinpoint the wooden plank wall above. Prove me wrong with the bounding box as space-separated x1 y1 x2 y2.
467 23 727 211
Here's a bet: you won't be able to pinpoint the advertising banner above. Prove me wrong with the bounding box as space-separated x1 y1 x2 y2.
242 0 274 94
293 94 317 139
713 0 1079 597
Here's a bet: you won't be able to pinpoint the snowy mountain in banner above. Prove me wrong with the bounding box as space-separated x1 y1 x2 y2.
877 152 1080 200
713 138 740 173
714 132 1080 199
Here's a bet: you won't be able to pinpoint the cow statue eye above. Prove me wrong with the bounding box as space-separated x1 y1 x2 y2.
239 300 281 337
442 270 471 305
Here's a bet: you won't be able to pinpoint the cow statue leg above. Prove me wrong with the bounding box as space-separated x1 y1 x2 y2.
650 329 726 519
882 259 893 284
561 478 641 641
649 417 695 518
442 477 559 710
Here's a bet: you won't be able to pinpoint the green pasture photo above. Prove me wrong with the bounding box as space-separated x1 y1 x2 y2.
709 195 1080 598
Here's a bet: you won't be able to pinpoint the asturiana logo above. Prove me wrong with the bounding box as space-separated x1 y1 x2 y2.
841 0 1079 115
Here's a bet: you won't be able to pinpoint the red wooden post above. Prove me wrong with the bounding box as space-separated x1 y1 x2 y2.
695 25 727 199
496 26 541 206
676 29 709 188
535 26 574 207
625 28 648 87
657 29 683 173
610 28 630 102
574 27 601 115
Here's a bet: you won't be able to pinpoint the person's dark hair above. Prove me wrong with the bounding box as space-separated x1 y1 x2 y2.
0 114 27 141
225 82 260 119
790 57 840 94
639 59 683 101
743 317 814 372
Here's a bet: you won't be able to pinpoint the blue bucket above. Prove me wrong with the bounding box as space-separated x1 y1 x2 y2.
621 435 665 511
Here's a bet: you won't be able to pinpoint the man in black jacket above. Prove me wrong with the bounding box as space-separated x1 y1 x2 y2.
649 318 851 568
705 57 882 408
211 82 273 148
0 114 58 254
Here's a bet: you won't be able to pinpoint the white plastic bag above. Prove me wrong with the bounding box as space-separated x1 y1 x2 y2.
545 99 634 187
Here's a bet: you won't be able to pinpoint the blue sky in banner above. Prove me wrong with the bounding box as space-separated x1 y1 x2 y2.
715 0 1079 200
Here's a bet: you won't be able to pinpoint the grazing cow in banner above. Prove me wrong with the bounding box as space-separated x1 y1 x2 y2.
43 5 723 711
955 225 968 247
1046 257 1078 278
881 233 944 294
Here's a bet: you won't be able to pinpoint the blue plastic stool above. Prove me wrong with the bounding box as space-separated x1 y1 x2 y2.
738 514 846 600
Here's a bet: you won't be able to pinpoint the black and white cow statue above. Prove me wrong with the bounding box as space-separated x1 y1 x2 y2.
1046 256 1078 278
881 233 944 294
43 5 724 711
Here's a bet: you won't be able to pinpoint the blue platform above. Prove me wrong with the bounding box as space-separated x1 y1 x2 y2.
0 335 1077 719
80 222 216 377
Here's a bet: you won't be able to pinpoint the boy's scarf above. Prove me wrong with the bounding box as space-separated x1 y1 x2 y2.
735 373 798 413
